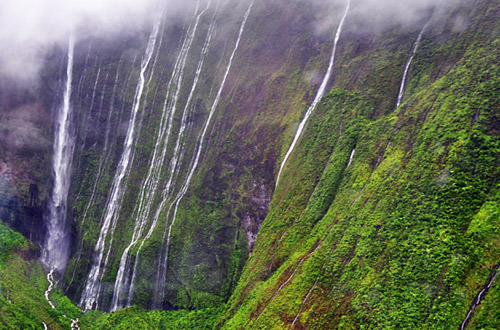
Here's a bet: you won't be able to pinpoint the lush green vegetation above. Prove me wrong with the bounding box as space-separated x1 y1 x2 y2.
2 1 500 329
1 219 223 329
219 1 500 328
0 220 24 261
81 306 220 329
0 220 71 329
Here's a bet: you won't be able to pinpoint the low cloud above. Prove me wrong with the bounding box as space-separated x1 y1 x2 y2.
0 0 162 82
0 0 463 83
307 0 462 36
350 0 461 31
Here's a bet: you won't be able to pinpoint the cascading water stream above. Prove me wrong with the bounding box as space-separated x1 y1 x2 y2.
110 1 211 311
346 147 356 168
373 19 430 171
44 270 57 310
43 33 80 322
41 34 76 274
275 0 351 188
72 59 103 204
79 9 164 311
162 2 215 199
460 265 499 330
66 56 137 292
395 20 430 109
44 270 80 330
75 42 93 106
151 1 254 308
125 6 218 308
289 280 318 329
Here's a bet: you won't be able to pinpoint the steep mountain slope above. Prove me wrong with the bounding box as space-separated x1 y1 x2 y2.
0 0 499 328
220 1 500 328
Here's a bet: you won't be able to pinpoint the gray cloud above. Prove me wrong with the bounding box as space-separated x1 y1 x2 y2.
0 0 164 82
0 0 463 83
306 0 463 36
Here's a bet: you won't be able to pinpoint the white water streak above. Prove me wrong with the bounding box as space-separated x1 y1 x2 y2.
375 141 391 168
71 318 80 330
89 67 102 115
75 42 92 102
461 267 499 330
289 281 318 329
66 57 135 292
152 1 253 307
78 64 118 232
111 1 211 311
163 3 215 198
44 270 57 310
42 34 75 273
45 270 81 330
127 1 218 308
395 20 429 109
275 0 351 188
347 147 356 168
79 10 164 310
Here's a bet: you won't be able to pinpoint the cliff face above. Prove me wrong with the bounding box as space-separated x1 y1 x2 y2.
221 1 500 328
0 0 499 328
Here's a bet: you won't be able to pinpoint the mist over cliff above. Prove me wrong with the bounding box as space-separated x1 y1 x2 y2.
0 0 461 82
0 0 499 329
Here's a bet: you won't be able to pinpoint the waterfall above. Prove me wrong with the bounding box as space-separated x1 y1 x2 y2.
150 1 254 308
289 280 318 329
66 56 136 291
395 20 429 109
79 9 164 311
44 270 57 310
126 6 218 307
41 34 76 274
346 147 356 168
275 0 351 188
461 265 499 330
110 0 212 311
45 269 80 330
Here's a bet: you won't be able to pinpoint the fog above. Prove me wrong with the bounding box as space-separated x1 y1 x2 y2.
0 0 162 82
0 0 463 83
308 0 462 36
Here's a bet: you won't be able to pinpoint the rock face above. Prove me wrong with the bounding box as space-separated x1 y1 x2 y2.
0 0 499 328
0 79 52 248
241 180 271 253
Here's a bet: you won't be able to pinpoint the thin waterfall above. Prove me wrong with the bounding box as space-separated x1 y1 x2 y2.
151 1 254 308
79 9 164 311
346 147 356 168
44 269 81 329
75 42 92 104
461 265 499 330
66 56 136 292
72 58 102 204
41 34 76 274
395 20 430 109
289 281 318 329
89 66 102 116
275 0 351 188
110 0 211 311
126 4 218 307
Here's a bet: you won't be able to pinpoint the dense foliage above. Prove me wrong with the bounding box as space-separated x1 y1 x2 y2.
0 221 69 329
220 1 500 328
1 0 499 329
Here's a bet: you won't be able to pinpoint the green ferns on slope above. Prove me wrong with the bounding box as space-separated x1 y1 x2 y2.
0 221 72 329
220 7 500 330
1 219 222 329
